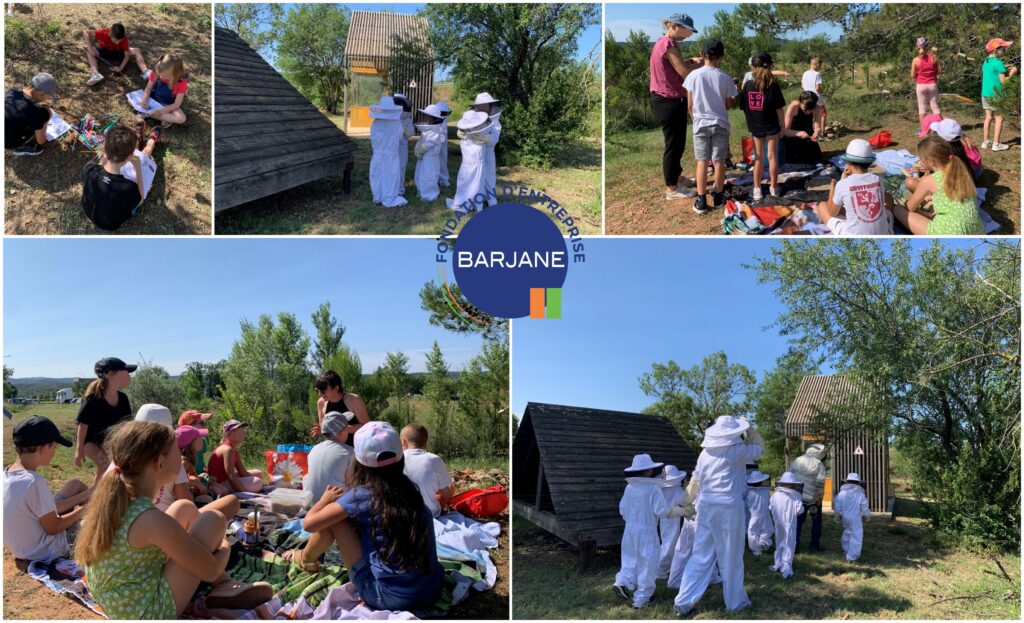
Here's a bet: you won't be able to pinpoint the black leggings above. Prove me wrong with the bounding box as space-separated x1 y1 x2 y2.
651 93 688 187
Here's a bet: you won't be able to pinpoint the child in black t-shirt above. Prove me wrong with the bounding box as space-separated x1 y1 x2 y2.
739 52 787 201
80 122 160 231
5 73 58 156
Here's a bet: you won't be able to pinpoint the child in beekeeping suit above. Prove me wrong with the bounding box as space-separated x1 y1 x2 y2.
470 92 501 193
657 464 688 579
414 105 447 201
446 110 494 213
368 96 408 208
832 472 870 561
745 470 773 555
392 93 415 197
435 101 452 187
770 471 805 578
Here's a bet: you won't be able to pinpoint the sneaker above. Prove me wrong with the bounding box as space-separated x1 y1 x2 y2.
666 188 697 200
11 142 43 156
134 116 147 149
991 142 1010 151
693 195 710 214
141 69 153 81
633 602 648 610
613 584 631 601
86 71 104 86
675 605 695 618
147 126 163 144
981 140 993 149
677 176 696 188
769 186 781 198
204 581 274 610
711 191 725 208
752 187 763 201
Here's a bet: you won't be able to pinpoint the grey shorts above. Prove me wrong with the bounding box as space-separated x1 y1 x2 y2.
982 96 997 111
693 124 729 161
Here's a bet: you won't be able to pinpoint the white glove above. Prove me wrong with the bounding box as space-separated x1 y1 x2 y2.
457 130 467 140
746 427 764 447
414 140 429 158
667 505 686 518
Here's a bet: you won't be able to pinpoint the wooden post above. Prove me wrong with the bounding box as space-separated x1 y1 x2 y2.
342 65 349 133
579 539 596 572
343 161 354 194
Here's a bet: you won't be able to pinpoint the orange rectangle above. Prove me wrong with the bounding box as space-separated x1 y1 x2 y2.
529 288 545 319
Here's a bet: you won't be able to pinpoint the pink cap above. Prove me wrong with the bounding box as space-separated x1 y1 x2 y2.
176 425 209 450
353 421 402 468
986 38 1013 53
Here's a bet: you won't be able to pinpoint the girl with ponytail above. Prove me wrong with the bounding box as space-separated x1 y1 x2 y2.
75 421 272 618
894 135 984 235
75 357 135 485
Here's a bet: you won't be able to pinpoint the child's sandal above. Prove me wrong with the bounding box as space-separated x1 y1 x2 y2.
147 126 163 144
281 549 320 573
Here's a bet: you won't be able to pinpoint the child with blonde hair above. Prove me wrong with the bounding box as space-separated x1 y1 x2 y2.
894 135 984 235
140 53 188 127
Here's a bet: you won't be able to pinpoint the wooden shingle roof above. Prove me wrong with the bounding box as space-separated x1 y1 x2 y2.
214 28 356 212
344 11 432 66
786 374 866 436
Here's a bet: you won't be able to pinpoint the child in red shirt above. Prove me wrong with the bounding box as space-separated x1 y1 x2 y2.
83 23 150 86
140 53 189 127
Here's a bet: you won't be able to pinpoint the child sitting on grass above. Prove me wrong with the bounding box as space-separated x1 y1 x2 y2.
206 420 265 494
83 23 151 86
75 421 272 618
80 123 161 231
928 117 982 178
3 416 91 562
140 53 188 127
178 410 213 473
5 73 57 156
400 423 454 518
894 135 984 235
283 422 445 611
816 138 894 235
177 425 211 501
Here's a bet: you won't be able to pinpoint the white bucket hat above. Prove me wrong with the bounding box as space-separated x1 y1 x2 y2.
843 472 863 484
353 421 403 468
662 464 687 484
456 110 492 133
624 453 664 473
472 92 500 106
777 471 804 491
370 96 403 120
747 470 771 485
929 118 962 142
845 138 876 164
436 100 452 115
135 404 173 428
701 416 750 448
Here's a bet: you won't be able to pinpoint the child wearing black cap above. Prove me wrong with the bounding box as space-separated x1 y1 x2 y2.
739 52 787 200
3 416 91 562
75 357 135 485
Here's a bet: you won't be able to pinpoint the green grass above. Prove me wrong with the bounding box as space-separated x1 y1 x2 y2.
4 404 95 486
512 513 1020 619
214 115 600 235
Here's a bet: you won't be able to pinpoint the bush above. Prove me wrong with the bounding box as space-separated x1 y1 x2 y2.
124 359 185 414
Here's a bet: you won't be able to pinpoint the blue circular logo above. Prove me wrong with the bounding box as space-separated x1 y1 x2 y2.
452 203 568 318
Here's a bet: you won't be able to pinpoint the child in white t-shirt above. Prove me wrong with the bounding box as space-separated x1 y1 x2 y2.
801 57 827 129
818 139 894 235
3 416 91 562
400 423 454 517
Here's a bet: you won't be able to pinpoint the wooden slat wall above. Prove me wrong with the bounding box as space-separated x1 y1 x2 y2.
214 28 356 212
343 11 435 113
831 428 889 512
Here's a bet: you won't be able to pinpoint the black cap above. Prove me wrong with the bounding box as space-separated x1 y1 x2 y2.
13 416 73 448
751 52 774 67
703 39 725 57
94 357 137 375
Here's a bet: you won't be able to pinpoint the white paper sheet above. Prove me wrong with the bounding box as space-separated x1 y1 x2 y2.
46 111 72 141
125 89 164 114
119 149 157 198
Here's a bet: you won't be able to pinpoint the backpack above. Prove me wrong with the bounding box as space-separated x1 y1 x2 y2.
448 485 509 517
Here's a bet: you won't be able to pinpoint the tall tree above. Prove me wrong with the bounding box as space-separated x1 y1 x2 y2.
276 4 351 113
638 352 756 447
3 366 17 400
215 3 284 56
423 341 455 454
310 302 346 371
419 281 509 343
381 352 412 427
457 338 510 457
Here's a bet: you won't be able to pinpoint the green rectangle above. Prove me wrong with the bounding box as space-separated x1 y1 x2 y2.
546 288 562 319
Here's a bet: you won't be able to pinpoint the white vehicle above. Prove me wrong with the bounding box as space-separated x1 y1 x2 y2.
56 388 74 404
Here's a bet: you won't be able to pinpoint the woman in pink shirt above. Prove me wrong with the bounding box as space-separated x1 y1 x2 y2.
649 13 702 201
911 37 941 124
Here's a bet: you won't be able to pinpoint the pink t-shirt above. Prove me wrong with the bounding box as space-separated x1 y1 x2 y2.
649 36 686 98
915 53 938 84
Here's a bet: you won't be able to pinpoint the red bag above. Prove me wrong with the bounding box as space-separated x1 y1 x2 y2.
449 485 509 518
741 137 755 165
868 131 892 148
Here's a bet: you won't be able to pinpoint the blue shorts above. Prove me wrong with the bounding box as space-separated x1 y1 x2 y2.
96 44 125 64
350 558 388 610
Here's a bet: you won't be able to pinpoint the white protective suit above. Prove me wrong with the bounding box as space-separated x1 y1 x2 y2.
789 445 827 506
397 112 415 197
437 103 452 187
833 483 870 561
745 485 774 555
674 430 763 614
483 113 501 193
414 122 446 201
657 479 686 579
447 127 492 212
369 118 408 208
615 476 669 608
769 487 804 578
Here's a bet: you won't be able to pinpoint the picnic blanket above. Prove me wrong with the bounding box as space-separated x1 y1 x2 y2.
26 558 105 617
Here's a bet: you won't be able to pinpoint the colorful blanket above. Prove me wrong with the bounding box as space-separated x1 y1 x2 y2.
26 558 105 618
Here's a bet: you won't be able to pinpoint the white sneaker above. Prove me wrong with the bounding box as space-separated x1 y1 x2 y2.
981 140 993 149
676 176 696 188
666 189 697 200
752 187 763 201
769 186 780 197
991 142 1010 151
86 71 104 86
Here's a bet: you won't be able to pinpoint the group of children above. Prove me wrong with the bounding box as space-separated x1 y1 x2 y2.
368 91 502 213
4 359 461 617
4 21 192 231
613 416 871 614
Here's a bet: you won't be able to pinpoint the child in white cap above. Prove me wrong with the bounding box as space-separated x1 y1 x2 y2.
770 472 805 578
414 105 447 201
832 472 870 561
369 96 409 208
435 101 452 187
817 138 894 235
613 453 674 609
446 110 494 212
657 464 688 579
745 470 773 555
470 92 501 193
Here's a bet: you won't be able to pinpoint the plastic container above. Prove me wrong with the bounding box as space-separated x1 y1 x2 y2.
269 487 313 515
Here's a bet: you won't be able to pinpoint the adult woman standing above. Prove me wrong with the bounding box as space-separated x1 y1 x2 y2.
782 92 824 164
649 13 702 201
911 38 941 125
74 357 135 484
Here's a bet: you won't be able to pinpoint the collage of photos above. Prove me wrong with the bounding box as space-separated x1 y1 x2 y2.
1 2 1022 623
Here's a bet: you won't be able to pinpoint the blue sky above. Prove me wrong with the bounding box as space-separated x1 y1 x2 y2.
245 3 602 81
511 238 987 419
4 239 484 378
605 3 842 43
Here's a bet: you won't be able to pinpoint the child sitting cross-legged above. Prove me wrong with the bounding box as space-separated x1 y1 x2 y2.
81 123 161 231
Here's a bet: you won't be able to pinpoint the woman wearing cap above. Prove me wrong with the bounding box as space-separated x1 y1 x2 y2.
782 91 824 164
832 472 870 562
206 421 265 494
414 105 447 201
769 472 805 579
369 96 409 208
446 110 494 212
674 416 763 616
74 357 135 484
650 13 702 201
285 422 444 610
911 38 941 125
